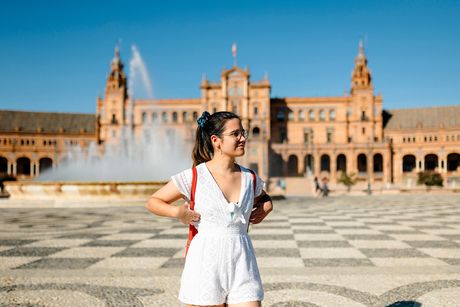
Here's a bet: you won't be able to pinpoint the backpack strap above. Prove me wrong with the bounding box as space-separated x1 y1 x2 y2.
249 169 257 195
185 166 198 259
247 169 257 233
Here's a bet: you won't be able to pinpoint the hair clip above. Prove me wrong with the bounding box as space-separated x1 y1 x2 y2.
197 111 211 128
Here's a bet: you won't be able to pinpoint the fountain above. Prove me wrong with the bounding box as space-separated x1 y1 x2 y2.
5 45 191 201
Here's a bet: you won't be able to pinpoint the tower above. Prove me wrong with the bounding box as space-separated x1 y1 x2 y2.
96 45 129 145
348 40 383 144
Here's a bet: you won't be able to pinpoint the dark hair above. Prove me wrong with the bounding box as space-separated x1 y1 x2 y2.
192 111 240 166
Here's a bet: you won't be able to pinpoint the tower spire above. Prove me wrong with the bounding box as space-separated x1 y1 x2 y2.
351 40 372 93
232 43 237 67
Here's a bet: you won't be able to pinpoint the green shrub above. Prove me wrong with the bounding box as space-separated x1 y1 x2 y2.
417 171 443 187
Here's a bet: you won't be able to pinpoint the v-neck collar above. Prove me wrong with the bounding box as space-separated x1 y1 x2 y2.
203 162 245 205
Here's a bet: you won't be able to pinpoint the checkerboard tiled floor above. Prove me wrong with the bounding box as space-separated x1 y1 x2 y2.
2 195 460 271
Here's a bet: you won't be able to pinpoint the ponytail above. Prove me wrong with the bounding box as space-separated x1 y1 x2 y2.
192 111 240 166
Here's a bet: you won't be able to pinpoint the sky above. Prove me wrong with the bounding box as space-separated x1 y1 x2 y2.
0 0 459 114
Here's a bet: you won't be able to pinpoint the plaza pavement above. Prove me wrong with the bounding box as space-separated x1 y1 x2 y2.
0 195 460 306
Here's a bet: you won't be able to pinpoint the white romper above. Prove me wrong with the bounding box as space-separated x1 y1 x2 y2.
171 162 265 305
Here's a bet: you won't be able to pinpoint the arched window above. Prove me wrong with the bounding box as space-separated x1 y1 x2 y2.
309 110 315 121
252 127 260 138
162 112 168 123
141 112 147 124
152 112 158 123
424 154 438 171
16 157 31 176
329 110 336 121
39 157 53 173
373 153 383 174
298 110 305 121
403 155 416 172
288 155 298 176
182 111 188 123
357 154 367 173
320 154 330 172
276 110 285 122
319 110 325 121
336 154 346 173
253 106 259 117
193 111 198 121
172 112 178 123
288 110 294 121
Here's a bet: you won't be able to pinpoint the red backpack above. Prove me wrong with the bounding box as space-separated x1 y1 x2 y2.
185 166 257 259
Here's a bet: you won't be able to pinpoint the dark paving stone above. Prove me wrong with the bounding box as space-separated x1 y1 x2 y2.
404 240 460 248
15 257 103 269
292 229 336 234
255 248 300 257
379 230 423 234
331 226 370 229
160 258 186 268
152 234 188 239
411 225 453 229
358 248 430 258
113 247 180 257
0 247 64 257
343 234 393 240
255 225 291 229
58 233 106 239
82 240 139 247
0 283 163 306
290 222 326 226
303 258 374 267
250 234 295 240
0 239 37 246
119 228 162 234
363 221 398 225
439 235 460 240
438 258 460 265
297 240 352 248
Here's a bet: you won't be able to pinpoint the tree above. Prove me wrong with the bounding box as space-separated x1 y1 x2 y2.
337 172 357 192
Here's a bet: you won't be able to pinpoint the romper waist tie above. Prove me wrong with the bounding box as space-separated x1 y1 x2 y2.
196 223 248 237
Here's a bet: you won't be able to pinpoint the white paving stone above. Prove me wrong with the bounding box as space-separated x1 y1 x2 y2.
418 248 460 258
88 257 169 269
349 240 412 249
49 247 125 258
370 257 449 267
299 248 367 259
131 239 184 248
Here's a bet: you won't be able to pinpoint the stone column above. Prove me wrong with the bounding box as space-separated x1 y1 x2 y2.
35 162 40 177
298 153 305 176
281 152 288 177
7 161 12 175
368 153 374 183
330 154 337 183
314 154 321 178
383 151 390 184
12 162 17 176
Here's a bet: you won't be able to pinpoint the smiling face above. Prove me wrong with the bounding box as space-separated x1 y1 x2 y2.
210 118 247 158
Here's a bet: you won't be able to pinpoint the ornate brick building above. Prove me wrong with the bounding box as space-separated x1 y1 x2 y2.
1 42 459 193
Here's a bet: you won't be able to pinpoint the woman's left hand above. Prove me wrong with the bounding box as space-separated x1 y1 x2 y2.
250 195 273 224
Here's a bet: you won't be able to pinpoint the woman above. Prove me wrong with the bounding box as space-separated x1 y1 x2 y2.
146 111 273 306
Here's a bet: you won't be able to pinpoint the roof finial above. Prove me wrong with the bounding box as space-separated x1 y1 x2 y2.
232 42 237 67
359 39 364 54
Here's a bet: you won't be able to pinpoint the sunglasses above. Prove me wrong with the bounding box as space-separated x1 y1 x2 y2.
221 129 248 140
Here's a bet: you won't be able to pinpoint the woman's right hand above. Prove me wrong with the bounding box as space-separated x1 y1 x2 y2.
177 201 201 225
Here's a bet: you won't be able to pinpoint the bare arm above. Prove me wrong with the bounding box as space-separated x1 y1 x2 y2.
250 190 273 224
146 180 200 225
